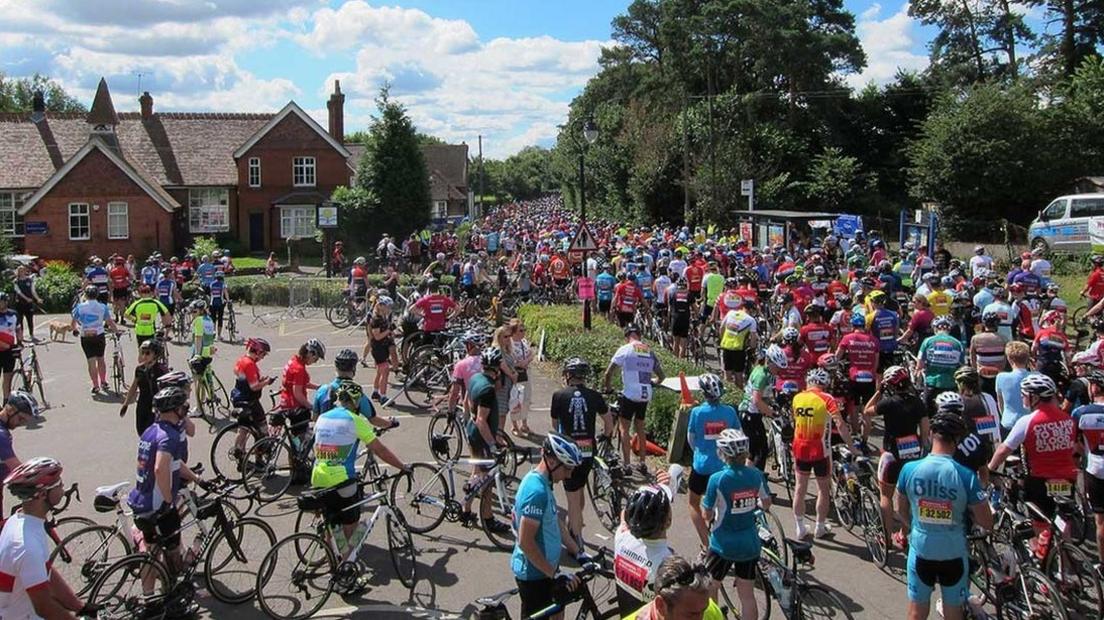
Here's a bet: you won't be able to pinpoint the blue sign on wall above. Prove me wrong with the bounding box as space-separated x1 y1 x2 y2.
25 221 48 235
833 214 863 238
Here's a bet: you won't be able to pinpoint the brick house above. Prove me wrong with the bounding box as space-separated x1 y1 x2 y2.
0 77 357 260
346 142 472 228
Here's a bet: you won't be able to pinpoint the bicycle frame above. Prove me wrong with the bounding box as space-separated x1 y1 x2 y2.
318 488 400 564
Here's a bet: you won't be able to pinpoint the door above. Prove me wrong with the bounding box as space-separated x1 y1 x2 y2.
1034 199 1068 249
249 213 265 252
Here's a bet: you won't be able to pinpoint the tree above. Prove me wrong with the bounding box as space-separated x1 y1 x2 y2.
0 73 84 113
1034 0 1104 79
345 88 431 243
909 0 1035 85
802 147 877 211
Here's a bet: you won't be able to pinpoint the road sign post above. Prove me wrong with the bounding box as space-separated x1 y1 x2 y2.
741 179 754 212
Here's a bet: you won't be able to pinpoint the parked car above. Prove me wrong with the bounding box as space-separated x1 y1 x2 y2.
1028 193 1104 254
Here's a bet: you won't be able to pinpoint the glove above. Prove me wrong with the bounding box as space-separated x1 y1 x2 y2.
576 550 595 565
196 478 216 492
389 417 400 430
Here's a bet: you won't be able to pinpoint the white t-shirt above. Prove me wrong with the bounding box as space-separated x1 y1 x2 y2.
653 276 672 303
668 259 688 279
614 525 673 610
1030 258 1052 279
0 513 51 620
969 255 993 279
612 340 661 403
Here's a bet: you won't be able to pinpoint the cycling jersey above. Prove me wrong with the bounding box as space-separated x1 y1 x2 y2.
878 393 927 461
87 266 109 292
191 315 215 358
918 334 964 390
0 512 51 620
232 355 262 405
773 351 808 395
837 331 878 383
156 278 176 307
278 355 311 411
1002 403 1077 480
614 281 641 314
715 291 742 314
512 469 560 581
209 280 225 306
969 332 1007 379
741 365 773 415
72 300 110 337
981 301 1014 341
869 309 900 354
718 310 755 351
413 294 457 333
109 266 130 289
612 341 661 403
684 265 703 292
141 265 159 286
928 290 953 317
897 454 985 560
652 276 672 304
702 273 724 303
311 405 378 488
125 298 168 337
196 262 216 287
624 600 724 620
614 526 672 615
799 321 832 359
1073 403 1104 478
791 388 838 462
701 465 768 561
669 289 691 318
465 372 499 443
1032 327 1068 367
313 379 377 419
0 310 18 348
636 272 654 299
550 385 607 459
688 402 740 474
595 273 616 301
127 419 187 515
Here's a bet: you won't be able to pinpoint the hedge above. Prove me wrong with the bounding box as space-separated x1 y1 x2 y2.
518 304 739 447
215 274 456 306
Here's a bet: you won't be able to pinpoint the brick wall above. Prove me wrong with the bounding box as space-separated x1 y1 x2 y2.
23 149 174 262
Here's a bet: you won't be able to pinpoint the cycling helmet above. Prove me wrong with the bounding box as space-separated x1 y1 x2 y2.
562 357 592 379
803 304 821 318
1020 373 1057 398
214 271 225 279
781 327 799 344
335 380 364 404
354 256 366 265
543 433 583 467
156 370 191 388
304 338 326 360
152 386 188 412
868 290 886 302
934 391 964 414
624 323 642 337
953 365 980 387
930 411 968 440
190 299 207 312
1087 370 1104 387
84 285 98 298
882 365 911 389
5 391 39 417
1040 310 1063 326
932 315 953 331
981 310 1000 327
424 278 438 290
625 485 671 539
1047 282 1061 293
806 368 830 387
1093 255 1104 266
246 337 271 354
715 428 750 459
1073 350 1102 367
1093 316 1104 333
138 338 163 357
462 331 486 347
765 345 788 368
334 348 359 372
481 346 504 368
699 373 724 401
939 276 954 288
817 353 838 370
1009 283 1024 294
974 245 985 255
850 313 866 328
4 457 63 500
377 296 394 307
725 277 739 288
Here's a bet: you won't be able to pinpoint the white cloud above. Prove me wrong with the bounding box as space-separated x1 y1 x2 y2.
845 3 929 89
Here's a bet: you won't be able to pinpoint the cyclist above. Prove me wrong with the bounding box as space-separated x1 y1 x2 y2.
229 337 274 452
685 373 740 546
988 373 1077 559
1081 255 1104 310
968 310 1007 398
1072 369 1104 571
668 278 692 359
0 457 96 619
278 338 325 483
865 365 928 549
950 367 1000 488
611 272 642 328
596 266 616 316
209 271 230 341
312 380 408 559
835 312 879 443
512 434 586 620
119 339 169 437
995 341 1032 433
71 285 118 395
0 391 38 517
313 349 397 431
1032 309 1069 370
603 323 666 474
410 280 459 345
867 291 900 369
700 429 770 619
124 284 170 350
615 482 674 616
188 299 216 406
366 296 398 403
792 368 851 539
740 344 788 470
916 316 965 415
447 331 484 417
196 255 216 292
550 357 612 555
84 257 110 303
465 346 512 533
717 301 757 388
0 292 23 400
624 555 724 620
109 255 132 324
896 410 993 620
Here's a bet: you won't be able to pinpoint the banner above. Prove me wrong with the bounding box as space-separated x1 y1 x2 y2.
1092 217 1104 252
768 224 785 248
833 214 863 238
739 221 753 243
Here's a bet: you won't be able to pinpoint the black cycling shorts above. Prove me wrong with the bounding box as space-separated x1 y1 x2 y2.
320 480 362 526
371 339 393 365
1023 475 1075 521
618 396 648 421
671 314 690 338
563 458 593 493
795 457 830 478
136 507 183 551
517 577 556 618
848 380 876 409
689 466 712 496
80 334 106 359
722 349 747 374
0 350 14 374
703 549 757 581
1087 474 1104 514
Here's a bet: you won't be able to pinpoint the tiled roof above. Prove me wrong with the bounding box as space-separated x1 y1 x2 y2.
0 111 273 189
422 144 468 190
86 78 118 127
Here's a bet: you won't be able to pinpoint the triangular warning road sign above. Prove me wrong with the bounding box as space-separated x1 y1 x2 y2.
569 225 597 252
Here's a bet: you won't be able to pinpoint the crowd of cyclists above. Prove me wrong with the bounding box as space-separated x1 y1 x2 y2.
3 195 1104 620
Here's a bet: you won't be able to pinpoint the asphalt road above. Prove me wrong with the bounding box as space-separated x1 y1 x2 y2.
9 308 913 619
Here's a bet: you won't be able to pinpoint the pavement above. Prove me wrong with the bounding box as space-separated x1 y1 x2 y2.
10 308 912 619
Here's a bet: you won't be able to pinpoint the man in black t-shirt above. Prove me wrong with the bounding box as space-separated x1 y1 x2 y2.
668 280 692 359
953 366 999 487
550 356 612 556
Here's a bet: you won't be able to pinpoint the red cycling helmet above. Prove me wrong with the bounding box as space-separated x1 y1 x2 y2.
882 365 911 388
246 337 271 354
817 353 838 370
4 456 63 500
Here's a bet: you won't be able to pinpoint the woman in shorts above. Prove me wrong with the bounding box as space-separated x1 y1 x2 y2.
367 296 398 402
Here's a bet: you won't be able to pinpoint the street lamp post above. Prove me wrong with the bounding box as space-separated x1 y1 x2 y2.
579 118 599 330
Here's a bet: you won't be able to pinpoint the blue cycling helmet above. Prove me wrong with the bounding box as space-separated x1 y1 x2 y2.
850 312 866 327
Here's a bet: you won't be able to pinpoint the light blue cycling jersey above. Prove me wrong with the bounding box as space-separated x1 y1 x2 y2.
313 379 376 419
72 300 111 336
687 402 740 476
596 273 616 301
511 469 560 581
196 262 216 286
896 454 984 560
701 465 768 562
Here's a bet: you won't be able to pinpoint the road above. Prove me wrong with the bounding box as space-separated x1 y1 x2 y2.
11 308 912 619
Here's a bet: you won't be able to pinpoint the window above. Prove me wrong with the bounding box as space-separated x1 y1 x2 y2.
1070 198 1104 218
1042 199 1067 220
292 157 316 187
0 192 26 237
279 206 317 239
187 188 230 233
248 157 261 188
68 203 90 240
107 202 128 239
432 201 448 219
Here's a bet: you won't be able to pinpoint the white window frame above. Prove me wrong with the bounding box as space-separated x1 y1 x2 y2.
279 205 317 239
292 156 316 187
187 188 230 233
68 203 90 240
0 192 27 237
248 157 261 188
432 200 448 219
107 202 129 239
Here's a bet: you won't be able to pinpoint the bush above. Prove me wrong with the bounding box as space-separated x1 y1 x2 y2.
189 236 219 259
518 305 736 447
220 274 455 305
36 260 82 312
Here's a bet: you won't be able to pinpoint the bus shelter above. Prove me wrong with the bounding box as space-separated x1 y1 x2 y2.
736 210 845 249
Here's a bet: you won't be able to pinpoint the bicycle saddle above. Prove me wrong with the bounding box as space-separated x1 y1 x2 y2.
95 481 131 497
784 537 813 554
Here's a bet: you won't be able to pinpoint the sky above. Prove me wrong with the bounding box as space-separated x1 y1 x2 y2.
0 0 1043 159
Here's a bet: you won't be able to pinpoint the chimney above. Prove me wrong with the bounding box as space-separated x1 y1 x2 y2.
30 90 45 123
139 91 153 119
327 80 345 144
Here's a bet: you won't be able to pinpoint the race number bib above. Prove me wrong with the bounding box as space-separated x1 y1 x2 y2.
1046 479 1072 498
917 499 953 525
704 421 727 441
614 555 648 597
975 416 1000 441
895 435 922 460
729 488 758 514
854 370 874 383
576 438 594 459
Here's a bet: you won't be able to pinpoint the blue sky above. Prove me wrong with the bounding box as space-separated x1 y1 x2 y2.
0 0 1033 158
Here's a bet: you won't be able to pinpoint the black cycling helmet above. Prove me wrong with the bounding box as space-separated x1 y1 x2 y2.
153 386 188 412
334 348 359 372
5 391 39 417
625 485 671 539
481 346 503 369
84 285 98 298
623 323 642 337
562 357 591 379
138 338 164 357
953 365 980 387
930 411 968 441
335 380 364 404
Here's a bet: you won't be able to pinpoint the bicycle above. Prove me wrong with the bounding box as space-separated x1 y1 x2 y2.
766 415 796 502
172 308 189 346
14 341 47 406
390 447 520 550
191 356 231 425
472 548 619 619
829 445 887 567
223 298 240 344
83 479 275 616
587 434 633 533
108 330 129 393
255 471 417 620
238 408 316 503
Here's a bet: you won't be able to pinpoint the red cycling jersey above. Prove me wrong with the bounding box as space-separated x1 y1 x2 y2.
684 266 703 292
837 331 879 383
279 355 310 410
800 322 833 361
774 348 808 394
715 291 742 313
1010 403 1077 480
614 281 641 314
413 294 457 333
109 266 130 288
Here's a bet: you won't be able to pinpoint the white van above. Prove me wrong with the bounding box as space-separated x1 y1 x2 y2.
1028 193 1104 254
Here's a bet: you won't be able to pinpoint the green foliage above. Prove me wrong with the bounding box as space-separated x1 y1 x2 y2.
223 274 454 305
0 73 84 113
801 147 876 212
35 260 81 312
188 236 220 260
480 147 556 202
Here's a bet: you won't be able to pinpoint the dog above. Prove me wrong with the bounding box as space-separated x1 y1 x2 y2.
48 321 70 342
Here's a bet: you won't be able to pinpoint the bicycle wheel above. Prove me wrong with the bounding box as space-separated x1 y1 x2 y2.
210 372 232 418
85 553 173 620
757 510 789 569
427 412 464 463
719 565 772 620
386 511 418 589
50 515 98 548
112 355 126 393
204 516 276 604
49 525 132 597
241 436 294 503
1000 566 1069 620
226 306 239 343
31 356 46 404
389 463 450 534
587 460 620 533
481 474 519 551
831 477 855 531
326 299 351 328
495 430 522 478
794 583 855 619
210 423 263 484
1043 541 1101 620
256 533 336 620
859 489 888 567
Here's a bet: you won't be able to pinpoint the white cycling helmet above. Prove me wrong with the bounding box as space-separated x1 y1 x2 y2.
1020 373 1057 398
765 345 788 368
699 373 724 401
806 368 830 387
543 433 583 467
716 429 750 459
934 391 964 414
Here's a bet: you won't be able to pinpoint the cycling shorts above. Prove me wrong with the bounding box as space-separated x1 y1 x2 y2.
319 480 362 526
847 380 876 409
1087 475 1104 514
135 507 183 551
517 577 557 618
906 551 968 606
80 334 106 359
113 287 130 300
671 315 691 338
721 349 748 375
689 466 712 496
616 311 635 328
795 457 830 478
618 396 648 421
699 304 714 321
0 350 15 374
1023 475 1075 521
877 451 912 485
703 549 757 581
563 458 593 493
